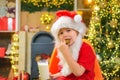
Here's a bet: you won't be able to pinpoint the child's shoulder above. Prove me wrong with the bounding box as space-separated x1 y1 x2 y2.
82 39 92 45
82 39 96 54
82 39 92 48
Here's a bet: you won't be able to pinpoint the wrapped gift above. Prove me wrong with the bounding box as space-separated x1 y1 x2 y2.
0 76 7 80
0 47 6 57
0 17 16 31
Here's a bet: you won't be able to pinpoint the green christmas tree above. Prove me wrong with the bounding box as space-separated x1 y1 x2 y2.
87 0 120 80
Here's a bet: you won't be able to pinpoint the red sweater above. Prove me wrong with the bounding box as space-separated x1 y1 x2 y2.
56 42 95 80
66 42 95 80
49 40 103 80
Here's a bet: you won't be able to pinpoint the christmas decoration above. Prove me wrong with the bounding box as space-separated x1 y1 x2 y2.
9 33 19 77
0 47 6 57
19 71 30 80
21 0 74 12
110 19 118 28
6 1 16 18
108 40 114 49
40 12 54 32
12 70 30 80
0 0 8 17
0 17 16 31
99 1 107 9
40 13 53 25
87 0 120 79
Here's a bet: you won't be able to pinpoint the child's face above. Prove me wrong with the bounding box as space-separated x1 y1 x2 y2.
58 28 79 45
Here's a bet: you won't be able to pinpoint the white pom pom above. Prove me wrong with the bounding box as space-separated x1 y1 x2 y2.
96 54 101 61
74 15 82 23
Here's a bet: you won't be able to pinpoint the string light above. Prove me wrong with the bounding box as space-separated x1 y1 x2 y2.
9 33 19 77
94 5 99 11
88 0 92 3
21 0 74 12
87 0 120 79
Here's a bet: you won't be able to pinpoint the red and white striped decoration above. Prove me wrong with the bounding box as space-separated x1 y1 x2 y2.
0 17 16 31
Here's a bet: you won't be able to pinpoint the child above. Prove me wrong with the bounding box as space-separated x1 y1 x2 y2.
49 10 103 80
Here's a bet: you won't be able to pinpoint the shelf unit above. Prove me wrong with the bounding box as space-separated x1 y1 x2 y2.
0 32 14 48
0 0 20 50
0 0 21 78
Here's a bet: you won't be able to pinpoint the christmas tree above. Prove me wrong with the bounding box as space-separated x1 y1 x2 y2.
87 0 120 80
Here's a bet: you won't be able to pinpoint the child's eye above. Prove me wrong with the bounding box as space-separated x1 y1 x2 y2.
58 31 63 35
66 29 71 32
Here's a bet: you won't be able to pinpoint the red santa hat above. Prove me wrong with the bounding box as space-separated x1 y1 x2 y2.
51 10 87 40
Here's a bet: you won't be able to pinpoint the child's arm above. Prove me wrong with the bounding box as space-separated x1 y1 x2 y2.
57 40 85 76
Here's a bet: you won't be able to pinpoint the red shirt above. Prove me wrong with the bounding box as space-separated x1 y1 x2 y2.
57 42 96 80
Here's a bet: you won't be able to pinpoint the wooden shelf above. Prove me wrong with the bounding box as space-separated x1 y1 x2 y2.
0 31 16 33
0 32 14 49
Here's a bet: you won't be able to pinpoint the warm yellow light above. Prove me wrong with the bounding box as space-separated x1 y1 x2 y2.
88 0 92 3
46 26 50 30
94 5 99 11
76 10 83 16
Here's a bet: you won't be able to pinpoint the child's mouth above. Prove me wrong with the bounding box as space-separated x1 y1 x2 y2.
65 39 70 45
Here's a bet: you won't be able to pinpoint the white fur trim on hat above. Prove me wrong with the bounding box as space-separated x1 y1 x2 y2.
51 15 87 40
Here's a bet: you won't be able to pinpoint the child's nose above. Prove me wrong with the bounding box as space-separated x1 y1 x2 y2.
63 32 68 36
63 32 68 38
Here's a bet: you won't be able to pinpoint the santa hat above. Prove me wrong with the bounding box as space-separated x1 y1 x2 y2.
51 10 87 40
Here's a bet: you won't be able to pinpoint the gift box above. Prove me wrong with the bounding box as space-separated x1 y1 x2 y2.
0 47 6 57
0 76 7 80
0 17 16 31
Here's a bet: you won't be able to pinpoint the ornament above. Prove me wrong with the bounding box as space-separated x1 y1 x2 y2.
12 33 19 42
9 33 19 77
110 19 118 28
40 13 53 25
113 77 120 80
94 5 99 11
108 40 114 48
99 1 107 8
114 57 120 63
96 37 102 42
92 16 100 23
12 42 19 47
20 71 30 80
11 46 16 51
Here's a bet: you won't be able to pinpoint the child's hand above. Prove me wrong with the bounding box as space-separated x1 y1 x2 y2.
59 40 71 54
49 72 62 80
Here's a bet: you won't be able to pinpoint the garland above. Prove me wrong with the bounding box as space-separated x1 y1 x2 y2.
21 0 74 12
